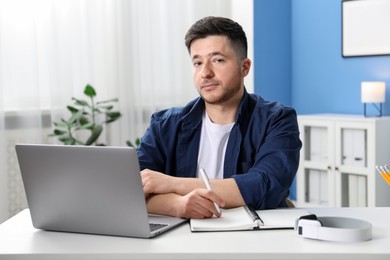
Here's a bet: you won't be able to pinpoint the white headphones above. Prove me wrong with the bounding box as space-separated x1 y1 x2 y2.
295 214 372 242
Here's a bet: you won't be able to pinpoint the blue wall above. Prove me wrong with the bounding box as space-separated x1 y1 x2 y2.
254 0 390 200
254 0 390 115
254 0 292 106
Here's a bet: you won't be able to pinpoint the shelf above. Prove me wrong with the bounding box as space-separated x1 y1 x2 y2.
296 114 390 207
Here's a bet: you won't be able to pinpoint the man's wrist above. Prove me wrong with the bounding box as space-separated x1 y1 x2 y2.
173 177 203 196
172 177 185 195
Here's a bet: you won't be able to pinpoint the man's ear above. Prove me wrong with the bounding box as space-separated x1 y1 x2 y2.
241 58 251 77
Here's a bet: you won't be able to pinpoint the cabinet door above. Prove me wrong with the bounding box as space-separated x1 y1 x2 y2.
297 115 390 208
334 121 372 207
303 168 331 206
297 119 335 207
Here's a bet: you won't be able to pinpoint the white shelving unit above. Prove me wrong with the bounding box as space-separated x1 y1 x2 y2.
296 114 390 207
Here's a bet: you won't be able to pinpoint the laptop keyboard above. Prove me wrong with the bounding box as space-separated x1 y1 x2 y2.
149 223 168 232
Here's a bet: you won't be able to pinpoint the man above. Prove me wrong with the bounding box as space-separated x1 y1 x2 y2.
137 16 301 219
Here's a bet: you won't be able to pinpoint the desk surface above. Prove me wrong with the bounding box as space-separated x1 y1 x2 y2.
0 207 389 260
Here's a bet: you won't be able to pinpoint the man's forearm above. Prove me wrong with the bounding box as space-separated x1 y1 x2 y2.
146 193 181 217
211 178 245 208
145 178 245 218
174 177 245 208
141 169 246 208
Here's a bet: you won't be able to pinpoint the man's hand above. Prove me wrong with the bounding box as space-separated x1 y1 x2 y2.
145 188 225 219
141 169 178 196
176 188 225 219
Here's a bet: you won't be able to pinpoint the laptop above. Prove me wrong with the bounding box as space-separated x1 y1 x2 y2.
15 144 187 238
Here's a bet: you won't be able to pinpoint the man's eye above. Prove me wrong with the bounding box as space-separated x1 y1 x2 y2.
193 61 201 67
214 58 224 63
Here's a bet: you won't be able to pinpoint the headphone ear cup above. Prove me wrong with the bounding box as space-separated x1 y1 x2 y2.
299 214 318 221
296 215 323 237
295 214 317 230
297 218 322 228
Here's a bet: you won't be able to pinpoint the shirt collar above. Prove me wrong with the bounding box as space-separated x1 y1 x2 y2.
182 88 250 129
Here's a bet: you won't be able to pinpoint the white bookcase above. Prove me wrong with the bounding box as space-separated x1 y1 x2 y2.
296 114 390 207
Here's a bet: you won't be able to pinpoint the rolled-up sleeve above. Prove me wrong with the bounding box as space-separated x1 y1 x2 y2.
232 106 301 209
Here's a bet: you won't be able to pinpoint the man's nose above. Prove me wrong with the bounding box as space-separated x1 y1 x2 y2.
201 62 214 78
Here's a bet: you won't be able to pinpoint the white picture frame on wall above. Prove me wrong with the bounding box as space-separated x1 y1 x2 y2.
342 0 390 57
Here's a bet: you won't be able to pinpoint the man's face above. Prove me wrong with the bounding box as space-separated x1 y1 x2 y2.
190 35 250 105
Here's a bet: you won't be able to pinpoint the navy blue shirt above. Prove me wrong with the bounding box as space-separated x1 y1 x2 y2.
137 90 302 209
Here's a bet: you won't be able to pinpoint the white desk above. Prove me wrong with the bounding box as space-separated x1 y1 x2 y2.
0 207 389 260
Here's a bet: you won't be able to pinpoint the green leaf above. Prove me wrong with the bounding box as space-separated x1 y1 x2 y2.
69 109 84 124
53 129 67 135
126 138 141 148
60 118 71 127
72 97 90 107
85 125 103 145
54 120 68 128
105 118 117 124
93 108 102 113
79 116 90 126
67 106 79 113
105 111 121 123
106 111 121 118
84 84 96 97
59 135 71 142
64 138 76 145
59 137 69 142
76 122 94 130
96 98 118 104
96 104 113 110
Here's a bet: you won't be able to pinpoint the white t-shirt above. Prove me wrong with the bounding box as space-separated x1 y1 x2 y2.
197 111 234 179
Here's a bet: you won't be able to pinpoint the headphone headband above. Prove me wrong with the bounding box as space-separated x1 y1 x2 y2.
295 214 372 242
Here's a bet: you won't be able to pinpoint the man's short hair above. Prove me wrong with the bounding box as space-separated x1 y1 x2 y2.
184 16 248 61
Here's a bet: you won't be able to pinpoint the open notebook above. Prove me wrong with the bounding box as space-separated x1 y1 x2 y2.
190 206 310 232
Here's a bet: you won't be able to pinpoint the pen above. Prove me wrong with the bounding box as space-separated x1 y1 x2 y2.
245 205 264 227
199 168 221 214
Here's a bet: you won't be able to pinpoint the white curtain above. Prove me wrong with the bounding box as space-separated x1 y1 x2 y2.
0 0 253 222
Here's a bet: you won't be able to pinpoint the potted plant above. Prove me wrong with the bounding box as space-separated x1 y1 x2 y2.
49 84 122 146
